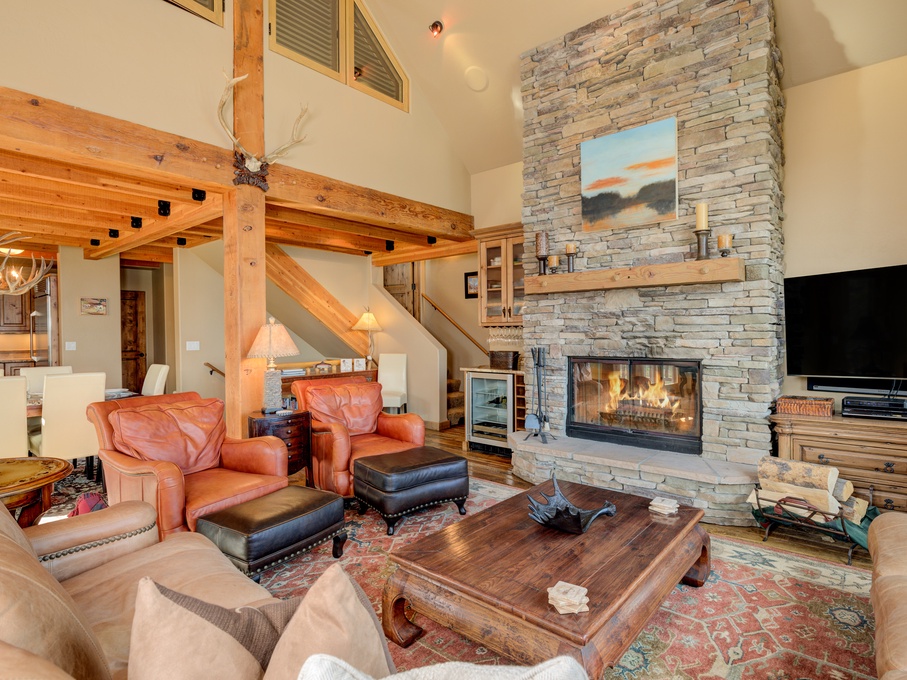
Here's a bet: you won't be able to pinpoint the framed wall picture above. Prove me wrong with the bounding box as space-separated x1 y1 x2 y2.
340 358 353 372
353 358 366 371
464 271 479 299
80 297 108 315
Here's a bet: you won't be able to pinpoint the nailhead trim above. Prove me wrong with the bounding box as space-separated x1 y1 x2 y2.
247 526 347 576
39 521 158 562
355 495 468 519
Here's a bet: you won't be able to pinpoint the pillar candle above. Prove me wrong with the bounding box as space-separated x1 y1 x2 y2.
547 255 559 267
565 243 577 254
535 232 549 257
695 203 709 231
717 233 733 250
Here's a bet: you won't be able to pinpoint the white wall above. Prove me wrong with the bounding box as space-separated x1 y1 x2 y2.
470 162 524 229
781 55 907 402
57 247 122 388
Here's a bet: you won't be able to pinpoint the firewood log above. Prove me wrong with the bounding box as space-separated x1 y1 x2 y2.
757 480 841 513
841 496 869 522
748 489 819 518
757 457 839 493
832 479 854 503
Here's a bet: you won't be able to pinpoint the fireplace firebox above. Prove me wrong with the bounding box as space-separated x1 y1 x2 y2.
567 357 702 454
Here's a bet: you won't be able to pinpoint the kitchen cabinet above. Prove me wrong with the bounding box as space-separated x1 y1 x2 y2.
475 224 524 327
0 294 31 333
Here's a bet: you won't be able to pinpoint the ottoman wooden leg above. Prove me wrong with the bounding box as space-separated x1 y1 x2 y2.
332 532 347 558
455 498 467 515
385 516 400 536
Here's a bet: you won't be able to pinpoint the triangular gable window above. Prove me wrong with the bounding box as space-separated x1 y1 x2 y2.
167 0 224 26
270 0 409 111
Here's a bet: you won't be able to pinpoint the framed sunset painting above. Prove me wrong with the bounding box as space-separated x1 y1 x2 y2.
580 117 678 231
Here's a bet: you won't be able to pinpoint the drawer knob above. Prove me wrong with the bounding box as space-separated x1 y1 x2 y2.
817 454 831 464
884 498 895 510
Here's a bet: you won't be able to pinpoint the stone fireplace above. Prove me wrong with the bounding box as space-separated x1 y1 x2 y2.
509 0 785 525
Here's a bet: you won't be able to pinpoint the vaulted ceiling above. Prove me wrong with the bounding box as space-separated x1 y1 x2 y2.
2 0 906 263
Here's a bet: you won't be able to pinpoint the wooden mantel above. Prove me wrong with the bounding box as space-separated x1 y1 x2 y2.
524 257 745 295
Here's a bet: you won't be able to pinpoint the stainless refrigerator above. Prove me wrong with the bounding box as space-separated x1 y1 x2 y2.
464 370 514 451
29 275 58 366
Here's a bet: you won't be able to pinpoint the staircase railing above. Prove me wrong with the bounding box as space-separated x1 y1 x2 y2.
421 293 489 356
204 362 225 377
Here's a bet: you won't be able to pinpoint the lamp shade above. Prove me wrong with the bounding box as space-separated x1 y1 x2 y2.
248 317 299 362
351 311 382 332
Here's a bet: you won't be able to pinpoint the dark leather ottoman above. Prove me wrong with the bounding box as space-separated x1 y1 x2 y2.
196 485 346 580
353 446 469 535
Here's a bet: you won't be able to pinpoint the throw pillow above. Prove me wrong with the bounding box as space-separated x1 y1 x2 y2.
67 492 108 517
108 398 226 474
264 563 395 680
128 577 301 680
296 654 590 680
306 383 383 437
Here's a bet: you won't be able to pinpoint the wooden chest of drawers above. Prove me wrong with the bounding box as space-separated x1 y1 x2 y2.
771 413 907 512
248 411 312 486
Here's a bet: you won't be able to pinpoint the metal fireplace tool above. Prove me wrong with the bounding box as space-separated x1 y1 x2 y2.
525 347 555 443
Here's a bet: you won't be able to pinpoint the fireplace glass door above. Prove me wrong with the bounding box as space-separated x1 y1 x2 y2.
567 357 702 454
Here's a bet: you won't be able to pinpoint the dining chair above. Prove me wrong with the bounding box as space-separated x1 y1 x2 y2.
141 364 170 396
0 376 28 458
28 373 106 467
20 366 73 396
377 353 407 413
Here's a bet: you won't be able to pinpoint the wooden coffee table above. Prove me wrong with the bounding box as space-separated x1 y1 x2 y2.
382 479 709 680
0 457 73 527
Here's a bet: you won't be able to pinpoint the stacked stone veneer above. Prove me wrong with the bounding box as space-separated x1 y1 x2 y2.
518 0 785 475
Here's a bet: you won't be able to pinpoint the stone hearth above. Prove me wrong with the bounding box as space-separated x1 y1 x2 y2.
509 432 757 525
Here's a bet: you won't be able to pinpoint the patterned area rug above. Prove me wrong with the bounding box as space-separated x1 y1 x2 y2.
48 468 877 679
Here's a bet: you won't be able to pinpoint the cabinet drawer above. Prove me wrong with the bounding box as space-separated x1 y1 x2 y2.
797 441 907 475
261 423 307 440
852 485 907 512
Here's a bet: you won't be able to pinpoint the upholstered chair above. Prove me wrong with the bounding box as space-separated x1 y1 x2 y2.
291 378 425 496
86 392 288 538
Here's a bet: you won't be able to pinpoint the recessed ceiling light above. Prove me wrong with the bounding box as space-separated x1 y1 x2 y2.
465 66 489 92
429 21 443 37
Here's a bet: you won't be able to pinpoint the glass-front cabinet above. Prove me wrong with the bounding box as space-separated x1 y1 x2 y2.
476 225 524 327
465 370 515 449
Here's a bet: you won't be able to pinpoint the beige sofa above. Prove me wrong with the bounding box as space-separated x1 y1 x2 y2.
869 512 907 680
0 500 588 680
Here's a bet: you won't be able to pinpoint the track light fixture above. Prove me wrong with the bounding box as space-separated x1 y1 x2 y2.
429 21 443 37
109 229 119 239
176 237 187 246
131 216 142 229
90 239 100 247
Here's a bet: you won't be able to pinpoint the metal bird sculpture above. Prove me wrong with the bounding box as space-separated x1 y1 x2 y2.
528 475 617 534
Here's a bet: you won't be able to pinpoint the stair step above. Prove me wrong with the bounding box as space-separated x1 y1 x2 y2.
447 378 461 393
448 406 465 426
447 391 464 409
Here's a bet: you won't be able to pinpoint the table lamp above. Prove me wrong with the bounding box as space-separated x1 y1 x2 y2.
351 309 382 367
248 317 299 413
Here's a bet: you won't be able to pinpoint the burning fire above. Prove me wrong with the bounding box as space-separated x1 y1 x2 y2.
604 372 680 415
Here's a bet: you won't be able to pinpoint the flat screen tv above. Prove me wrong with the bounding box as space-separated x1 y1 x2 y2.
784 264 907 380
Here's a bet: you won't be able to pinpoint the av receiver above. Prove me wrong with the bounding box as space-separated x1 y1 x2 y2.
842 396 907 420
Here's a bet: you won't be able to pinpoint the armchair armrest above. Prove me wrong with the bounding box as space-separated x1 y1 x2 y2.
24 501 158 582
311 420 352 494
376 412 425 445
98 449 186 538
221 436 288 476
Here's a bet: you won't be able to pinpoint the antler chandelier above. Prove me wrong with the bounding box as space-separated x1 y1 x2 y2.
0 233 52 295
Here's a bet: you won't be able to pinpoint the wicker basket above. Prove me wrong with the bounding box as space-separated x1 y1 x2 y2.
775 395 834 417
489 351 520 371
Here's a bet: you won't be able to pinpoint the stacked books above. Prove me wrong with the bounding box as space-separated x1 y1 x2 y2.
649 497 679 516
547 581 589 615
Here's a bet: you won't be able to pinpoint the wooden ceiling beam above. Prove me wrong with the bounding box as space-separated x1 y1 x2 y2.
371 239 478 267
0 174 172 218
0 198 131 231
267 168 474 241
264 204 429 246
84 194 224 259
0 149 210 204
264 243 369 356
266 219 389 253
0 86 233 189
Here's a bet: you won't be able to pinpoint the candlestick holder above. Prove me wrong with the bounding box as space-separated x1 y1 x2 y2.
566 253 576 273
694 229 710 260
548 265 559 275
719 246 731 257
536 255 548 275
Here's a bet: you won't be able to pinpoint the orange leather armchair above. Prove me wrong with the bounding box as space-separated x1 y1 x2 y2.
87 392 288 538
292 378 425 496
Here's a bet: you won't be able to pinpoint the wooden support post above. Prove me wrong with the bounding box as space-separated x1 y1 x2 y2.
224 0 267 437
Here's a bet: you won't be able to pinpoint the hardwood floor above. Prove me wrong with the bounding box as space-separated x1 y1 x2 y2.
428 425 873 569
